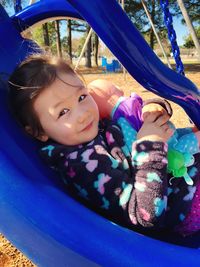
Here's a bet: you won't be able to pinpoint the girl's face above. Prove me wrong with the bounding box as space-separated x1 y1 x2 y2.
33 72 99 145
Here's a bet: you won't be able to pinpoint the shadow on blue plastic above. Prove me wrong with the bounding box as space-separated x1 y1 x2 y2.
0 1 200 266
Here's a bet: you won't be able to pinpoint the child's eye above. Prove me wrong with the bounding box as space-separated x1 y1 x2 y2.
79 94 87 102
59 108 69 118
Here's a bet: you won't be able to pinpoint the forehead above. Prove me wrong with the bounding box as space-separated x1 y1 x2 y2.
47 71 83 96
57 71 83 87
34 72 84 110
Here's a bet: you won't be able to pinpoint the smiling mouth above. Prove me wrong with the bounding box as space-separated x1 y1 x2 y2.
81 121 93 132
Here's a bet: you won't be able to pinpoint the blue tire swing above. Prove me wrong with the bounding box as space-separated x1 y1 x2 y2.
0 0 200 266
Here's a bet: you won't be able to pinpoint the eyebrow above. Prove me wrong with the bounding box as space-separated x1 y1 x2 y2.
52 86 85 110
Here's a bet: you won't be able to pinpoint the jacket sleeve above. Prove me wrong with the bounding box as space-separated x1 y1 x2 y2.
128 140 169 228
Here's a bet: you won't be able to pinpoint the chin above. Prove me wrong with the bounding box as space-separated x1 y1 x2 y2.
86 129 99 143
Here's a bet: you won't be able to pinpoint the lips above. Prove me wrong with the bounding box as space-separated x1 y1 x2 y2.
81 121 93 132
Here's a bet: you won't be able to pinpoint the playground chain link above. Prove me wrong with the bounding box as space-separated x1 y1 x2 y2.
160 0 185 75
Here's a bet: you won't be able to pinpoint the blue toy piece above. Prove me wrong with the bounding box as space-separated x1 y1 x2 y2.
101 56 107 68
0 1 200 266
167 124 200 185
113 59 122 72
168 122 200 185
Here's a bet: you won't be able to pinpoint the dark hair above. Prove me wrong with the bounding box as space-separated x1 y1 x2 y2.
8 53 76 138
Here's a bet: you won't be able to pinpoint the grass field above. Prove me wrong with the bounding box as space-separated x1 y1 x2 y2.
0 63 199 267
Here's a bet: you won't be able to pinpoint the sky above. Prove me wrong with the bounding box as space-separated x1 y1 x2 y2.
173 17 189 46
3 1 189 46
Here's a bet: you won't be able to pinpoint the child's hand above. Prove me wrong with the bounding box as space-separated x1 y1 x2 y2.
137 112 174 142
142 103 170 121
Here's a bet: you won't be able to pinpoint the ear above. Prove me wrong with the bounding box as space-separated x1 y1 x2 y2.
25 126 49 142
37 134 49 142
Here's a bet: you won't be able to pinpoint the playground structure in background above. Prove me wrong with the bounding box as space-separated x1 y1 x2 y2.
101 57 122 72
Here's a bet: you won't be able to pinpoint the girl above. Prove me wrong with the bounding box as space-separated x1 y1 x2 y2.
8 54 200 236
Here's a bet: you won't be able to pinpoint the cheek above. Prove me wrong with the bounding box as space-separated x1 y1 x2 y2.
39 116 50 133
40 118 60 136
90 99 99 117
61 122 75 134
93 106 100 122
49 122 74 142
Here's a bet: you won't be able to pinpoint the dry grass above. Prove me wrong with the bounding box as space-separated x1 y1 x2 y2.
0 64 199 266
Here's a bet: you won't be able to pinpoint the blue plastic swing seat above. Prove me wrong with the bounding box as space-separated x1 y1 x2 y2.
0 1 200 266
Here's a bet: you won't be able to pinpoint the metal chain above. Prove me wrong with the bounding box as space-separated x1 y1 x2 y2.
160 0 185 75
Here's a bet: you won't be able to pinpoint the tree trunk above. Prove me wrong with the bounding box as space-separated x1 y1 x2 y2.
67 19 72 62
94 33 99 66
55 20 62 58
85 25 92 68
177 0 200 61
42 23 50 50
150 28 154 49
150 0 155 50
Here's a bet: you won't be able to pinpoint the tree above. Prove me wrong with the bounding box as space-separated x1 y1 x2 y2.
177 0 200 60
67 19 72 62
54 20 62 57
73 36 86 56
70 20 87 34
93 33 99 66
170 0 200 24
171 0 200 59
42 23 50 48
85 25 92 68
123 0 200 51
31 21 57 54
124 0 168 50
1 0 28 13
184 26 200 48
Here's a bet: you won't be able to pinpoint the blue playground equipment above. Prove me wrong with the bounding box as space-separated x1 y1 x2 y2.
101 57 122 72
0 0 200 266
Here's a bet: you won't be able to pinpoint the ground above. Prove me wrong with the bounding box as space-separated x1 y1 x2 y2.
0 63 199 267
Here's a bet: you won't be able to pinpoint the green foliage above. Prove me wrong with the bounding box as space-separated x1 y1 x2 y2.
124 0 199 49
6 0 199 58
62 35 85 57
124 0 165 33
1 0 29 14
31 21 57 54
170 0 200 24
183 26 200 48
70 20 87 32
123 0 170 49
31 26 44 47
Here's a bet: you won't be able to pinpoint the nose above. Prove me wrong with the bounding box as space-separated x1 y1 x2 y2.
77 108 91 123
